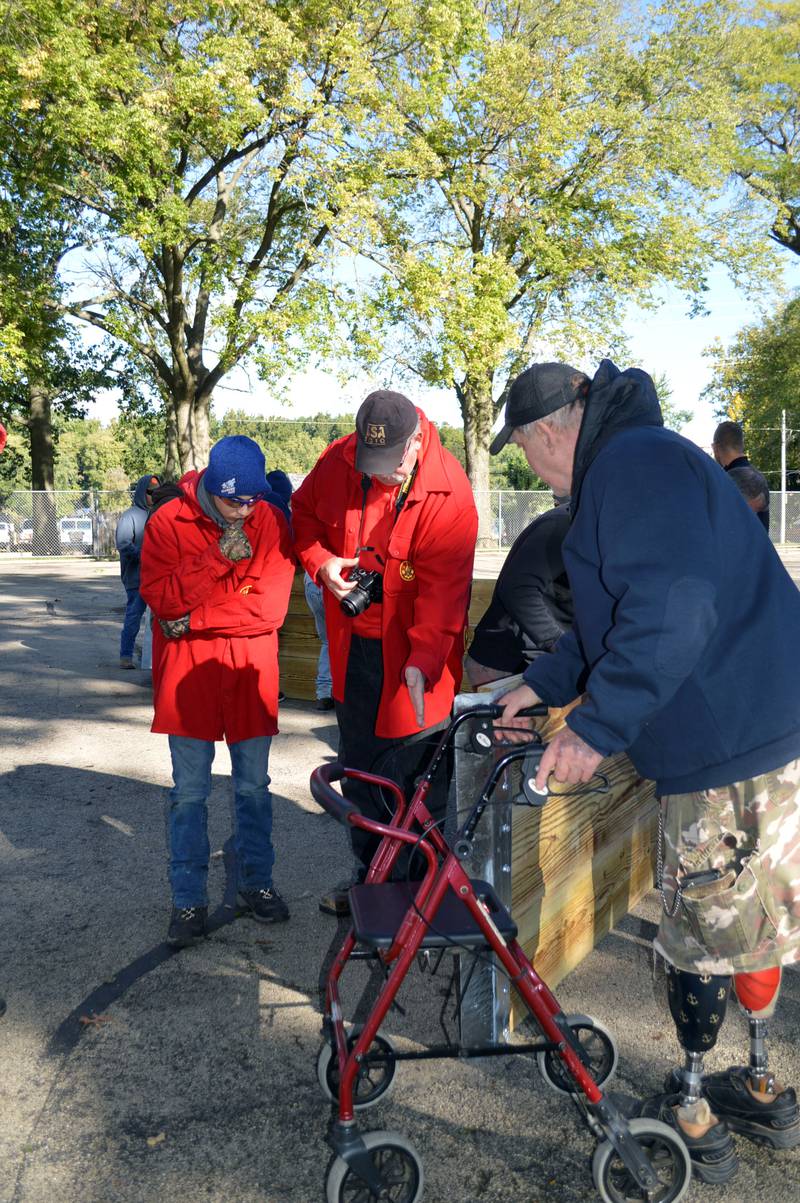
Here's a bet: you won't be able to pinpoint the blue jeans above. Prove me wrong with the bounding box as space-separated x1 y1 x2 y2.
303 572 332 699
120 586 147 658
167 735 274 907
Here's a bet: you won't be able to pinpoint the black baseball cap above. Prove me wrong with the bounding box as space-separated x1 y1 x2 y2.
490 362 589 455
355 390 419 474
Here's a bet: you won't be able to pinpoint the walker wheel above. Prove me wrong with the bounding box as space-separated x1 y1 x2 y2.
592 1118 691 1203
326 1130 423 1203
536 1013 617 1096
317 1030 397 1110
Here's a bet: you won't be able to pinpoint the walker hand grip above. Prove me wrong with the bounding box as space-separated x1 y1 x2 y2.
309 763 362 826
484 702 548 719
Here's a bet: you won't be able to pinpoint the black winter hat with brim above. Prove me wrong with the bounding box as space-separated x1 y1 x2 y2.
490 362 589 455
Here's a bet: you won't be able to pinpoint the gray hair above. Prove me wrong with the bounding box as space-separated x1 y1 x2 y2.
728 465 769 511
518 397 586 437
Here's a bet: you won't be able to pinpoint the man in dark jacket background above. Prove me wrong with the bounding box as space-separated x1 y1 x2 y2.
115 473 160 668
713 419 770 533
495 359 800 1184
465 500 572 688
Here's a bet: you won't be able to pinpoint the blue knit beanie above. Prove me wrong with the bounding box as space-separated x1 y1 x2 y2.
204 436 269 498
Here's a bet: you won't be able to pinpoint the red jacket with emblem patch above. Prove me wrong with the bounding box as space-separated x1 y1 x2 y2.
292 413 478 738
139 471 295 744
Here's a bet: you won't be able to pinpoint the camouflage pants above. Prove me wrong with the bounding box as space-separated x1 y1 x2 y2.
654 759 800 975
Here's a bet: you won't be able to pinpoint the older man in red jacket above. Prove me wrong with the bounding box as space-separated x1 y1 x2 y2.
140 436 295 948
293 391 478 914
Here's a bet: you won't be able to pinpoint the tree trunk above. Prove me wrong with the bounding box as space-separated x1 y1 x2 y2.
458 371 495 547
169 386 211 475
28 383 59 555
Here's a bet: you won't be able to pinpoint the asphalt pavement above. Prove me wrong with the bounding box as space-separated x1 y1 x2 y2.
1 560 799 1203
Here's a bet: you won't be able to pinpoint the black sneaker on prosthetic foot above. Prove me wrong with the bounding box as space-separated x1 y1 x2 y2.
638 1093 739 1184
702 1067 800 1149
237 886 290 924
167 905 208 948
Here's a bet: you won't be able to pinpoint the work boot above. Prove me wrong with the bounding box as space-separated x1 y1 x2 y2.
167 905 208 948
319 879 352 917
701 1067 800 1149
638 1092 738 1184
237 886 290 924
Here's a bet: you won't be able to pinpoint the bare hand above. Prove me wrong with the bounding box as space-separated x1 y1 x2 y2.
318 556 359 602
404 666 426 728
495 682 541 743
534 727 602 791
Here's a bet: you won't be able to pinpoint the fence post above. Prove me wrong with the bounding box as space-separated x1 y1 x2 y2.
497 490 502 549
781 409 787 545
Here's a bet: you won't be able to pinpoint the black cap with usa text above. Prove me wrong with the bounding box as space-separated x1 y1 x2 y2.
355 390 419 474
490 362 589 455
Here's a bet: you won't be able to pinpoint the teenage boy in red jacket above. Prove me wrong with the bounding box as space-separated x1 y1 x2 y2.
140 436 295 948
293 391 478 915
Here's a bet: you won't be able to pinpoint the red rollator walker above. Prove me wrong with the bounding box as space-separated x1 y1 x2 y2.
310 703 692 1203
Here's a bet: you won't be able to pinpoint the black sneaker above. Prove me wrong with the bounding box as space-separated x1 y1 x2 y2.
638 1092 738 1184
702 1066 800 1149
167 905 208 948
315 697 335 711
237 887 290 924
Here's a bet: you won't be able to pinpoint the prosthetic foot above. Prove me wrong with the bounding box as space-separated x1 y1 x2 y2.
703 969 800 1149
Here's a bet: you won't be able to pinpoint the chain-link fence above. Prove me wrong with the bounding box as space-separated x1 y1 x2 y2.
1 487 799 559
0 490 130 558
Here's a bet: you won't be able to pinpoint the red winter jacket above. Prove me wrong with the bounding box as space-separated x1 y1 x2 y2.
139 471 295 744
292 413 478 738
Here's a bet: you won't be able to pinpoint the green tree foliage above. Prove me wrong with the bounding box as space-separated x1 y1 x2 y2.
54 419 126 492
343 0 773 517
705 293 800 483
734 1 800 254
2 0 475 476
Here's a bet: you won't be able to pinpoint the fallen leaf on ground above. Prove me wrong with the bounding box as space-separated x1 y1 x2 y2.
146 1133 166 1148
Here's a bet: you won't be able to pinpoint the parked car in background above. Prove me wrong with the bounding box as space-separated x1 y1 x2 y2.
18 519 33 548
0 519 15 549
58 516 93 550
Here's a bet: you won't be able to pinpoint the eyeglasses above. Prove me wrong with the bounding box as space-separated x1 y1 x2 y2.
220 493 264 508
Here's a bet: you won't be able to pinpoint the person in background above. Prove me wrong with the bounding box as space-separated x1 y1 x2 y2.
465 499 572 689
713 420 770 532
115 474 160 669
140 436 295 948
303 571 334 710
496 359 800 1184
728 465 771 524
293 390 478 916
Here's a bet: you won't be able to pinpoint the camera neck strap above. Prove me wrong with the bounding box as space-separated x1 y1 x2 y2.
355 466 417 560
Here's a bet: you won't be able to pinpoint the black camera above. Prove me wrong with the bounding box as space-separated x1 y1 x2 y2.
340 567 383 617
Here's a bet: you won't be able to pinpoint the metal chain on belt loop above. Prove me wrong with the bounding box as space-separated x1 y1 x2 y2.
656 803 683 918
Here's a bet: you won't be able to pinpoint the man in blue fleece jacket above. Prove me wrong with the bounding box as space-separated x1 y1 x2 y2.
495 359 800 1184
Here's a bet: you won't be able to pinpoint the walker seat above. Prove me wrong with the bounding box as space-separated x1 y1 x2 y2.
349 879 517 950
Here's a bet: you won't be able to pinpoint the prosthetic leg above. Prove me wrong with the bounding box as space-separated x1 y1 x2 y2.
666 965 800 1150
641 965 740 1183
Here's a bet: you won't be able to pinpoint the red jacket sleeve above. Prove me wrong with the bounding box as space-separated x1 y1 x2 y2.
191 510 295 637
405 490 478 687
140 503 232 619
292 447 341 580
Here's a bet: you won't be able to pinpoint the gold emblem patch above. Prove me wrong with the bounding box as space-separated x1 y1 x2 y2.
239 584 253 594
366 423 386 445
399 560 415 582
